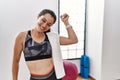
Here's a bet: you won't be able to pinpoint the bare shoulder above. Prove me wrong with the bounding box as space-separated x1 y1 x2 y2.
15 31 28 42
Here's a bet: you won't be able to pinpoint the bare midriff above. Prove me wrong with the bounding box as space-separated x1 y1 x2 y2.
26 58 54 76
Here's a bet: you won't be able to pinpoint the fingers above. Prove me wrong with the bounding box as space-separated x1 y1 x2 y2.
60 13 69 25
61 13 69 19
60 13 69 22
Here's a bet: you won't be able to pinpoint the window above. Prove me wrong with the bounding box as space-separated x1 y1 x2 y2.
59 0 86 59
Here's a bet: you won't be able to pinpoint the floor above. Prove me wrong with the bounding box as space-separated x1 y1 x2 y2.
76 75 95 80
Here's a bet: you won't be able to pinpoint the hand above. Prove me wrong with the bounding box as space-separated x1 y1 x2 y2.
60 13 69 26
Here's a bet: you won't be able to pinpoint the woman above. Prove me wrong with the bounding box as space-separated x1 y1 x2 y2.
12 9 78 80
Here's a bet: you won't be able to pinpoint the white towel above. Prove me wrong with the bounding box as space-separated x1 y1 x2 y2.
46 32 65 79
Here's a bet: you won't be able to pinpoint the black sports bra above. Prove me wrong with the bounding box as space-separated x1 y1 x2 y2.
23 31 52 61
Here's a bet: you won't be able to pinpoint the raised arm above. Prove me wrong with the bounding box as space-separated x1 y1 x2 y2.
12 32 24 80
60 13 78 45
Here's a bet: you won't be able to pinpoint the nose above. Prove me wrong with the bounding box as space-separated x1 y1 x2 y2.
42 22 47 28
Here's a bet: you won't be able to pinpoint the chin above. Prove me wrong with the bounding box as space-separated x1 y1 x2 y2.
36 29 42 33
36 28 43 33
39 30 44 33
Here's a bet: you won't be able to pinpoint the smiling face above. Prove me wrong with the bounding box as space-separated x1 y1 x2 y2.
36 13 55 33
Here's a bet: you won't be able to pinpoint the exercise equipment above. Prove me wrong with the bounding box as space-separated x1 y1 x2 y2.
62 61 78 80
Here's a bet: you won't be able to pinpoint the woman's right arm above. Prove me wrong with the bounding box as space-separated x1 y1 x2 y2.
12 32 24 80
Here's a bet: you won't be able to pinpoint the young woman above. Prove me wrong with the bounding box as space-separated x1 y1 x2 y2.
12 9 78 80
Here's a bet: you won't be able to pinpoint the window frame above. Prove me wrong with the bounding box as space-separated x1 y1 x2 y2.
58 0 87 59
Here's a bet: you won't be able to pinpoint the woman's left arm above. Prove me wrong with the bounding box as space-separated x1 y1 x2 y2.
60 13 78 45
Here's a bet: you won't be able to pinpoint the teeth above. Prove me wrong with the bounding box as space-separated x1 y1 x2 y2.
40 27 44 30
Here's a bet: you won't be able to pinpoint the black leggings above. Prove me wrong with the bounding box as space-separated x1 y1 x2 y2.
30 70 62 80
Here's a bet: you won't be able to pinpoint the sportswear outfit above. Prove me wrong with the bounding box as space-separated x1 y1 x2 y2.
23 31 65 80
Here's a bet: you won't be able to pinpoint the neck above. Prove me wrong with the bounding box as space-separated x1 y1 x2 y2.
32 28 44 38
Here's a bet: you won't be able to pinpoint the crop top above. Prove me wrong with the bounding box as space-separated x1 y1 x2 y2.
23 31 52 61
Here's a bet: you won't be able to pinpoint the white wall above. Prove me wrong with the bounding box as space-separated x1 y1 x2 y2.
86 0 104 80
0 0 58 80
101 0 120 79
86 0 120 80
